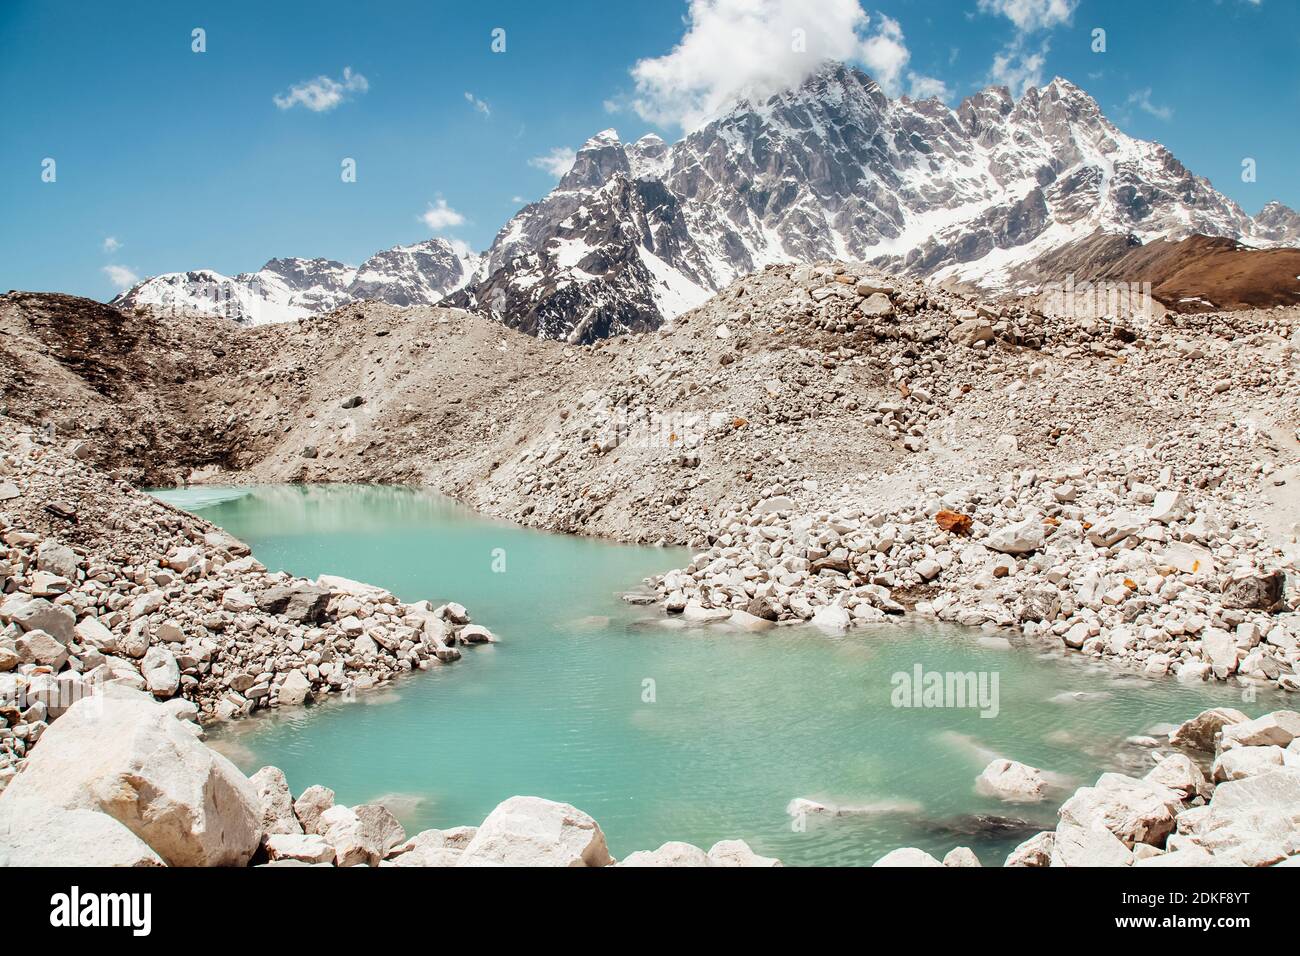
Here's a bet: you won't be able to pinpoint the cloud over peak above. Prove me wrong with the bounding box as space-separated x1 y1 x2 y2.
420 198 465 232
621 0 947 132
102 264 139 290
528 147 578 179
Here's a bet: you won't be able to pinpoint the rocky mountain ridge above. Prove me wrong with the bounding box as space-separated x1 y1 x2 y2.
455 64 1299 341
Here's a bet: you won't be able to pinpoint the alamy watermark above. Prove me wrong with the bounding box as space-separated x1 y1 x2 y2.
589 399 711 451
1042 273 1153 323
891 664 1000 718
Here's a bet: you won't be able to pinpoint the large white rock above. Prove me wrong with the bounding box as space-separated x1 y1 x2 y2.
1132 845 1216 867
810 604 851 632
755 496 795 515
1170 707 1249 752
1176 767 1300 863
1212 746 1285 782
618 841 710 867
681 601 731 623
1150 490 1190 524
0 796 165 867
975 758 1047 803
318 803 406 867
277 670 311 707
249 766 303 835
706 839 781 867
263 833 334 864
141 646 180 698
0 594 75 644
1005 831 1054 867
1220 711 1300 750
873 847 943 867
0 686 261 866
1087 511 1143 547
293 784 335 834
985 518 1044 555
1164 542 1216 576
943 846 982 867
1057 773 1183 847
385 826 478 867
1051 821 1133 867
1199 628 1239 679
456 796 612 867
1145 753 1210 799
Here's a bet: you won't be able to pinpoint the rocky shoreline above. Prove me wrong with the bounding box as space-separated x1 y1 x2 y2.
875 707 1300 867
0 683 778 867
0 421 492 793
645 442 1299 692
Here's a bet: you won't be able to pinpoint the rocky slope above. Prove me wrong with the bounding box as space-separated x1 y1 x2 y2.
0 418 491 795
457 64 1300 341
1011 232 1300 313
113 238 480 326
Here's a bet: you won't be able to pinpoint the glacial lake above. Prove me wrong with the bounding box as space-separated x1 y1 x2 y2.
154 485 1276 866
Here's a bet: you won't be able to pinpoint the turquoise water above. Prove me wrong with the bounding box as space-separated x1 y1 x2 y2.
156 485 1277 866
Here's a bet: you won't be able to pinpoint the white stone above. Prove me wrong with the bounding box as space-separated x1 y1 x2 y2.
975 758 1047 803
0 686 261 866
0 796 164 867
456 796 611 867
873 847 943 867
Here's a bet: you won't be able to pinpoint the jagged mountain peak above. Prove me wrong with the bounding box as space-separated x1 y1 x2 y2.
461 67 1296 343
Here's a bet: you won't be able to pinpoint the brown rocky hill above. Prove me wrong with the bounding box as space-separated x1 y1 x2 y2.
2 263 1297 550
1013 233 1300 312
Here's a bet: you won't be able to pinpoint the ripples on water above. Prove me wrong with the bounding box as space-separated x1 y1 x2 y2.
161 485 1278 866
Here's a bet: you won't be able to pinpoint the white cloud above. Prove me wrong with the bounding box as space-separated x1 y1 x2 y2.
991 44 1047 95
102 236 121 253
1127 87 1173 121
446 237 475 259
977 0 1077 33
420 198 465 232
859 13 909 95
464 91 491 118
979 0 1076 98
528 147 577 178
102 264 139 290
907 74 951 101
274 66 368 112
621 0 945 131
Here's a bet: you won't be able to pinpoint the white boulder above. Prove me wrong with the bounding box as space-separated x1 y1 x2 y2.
456 796 612 867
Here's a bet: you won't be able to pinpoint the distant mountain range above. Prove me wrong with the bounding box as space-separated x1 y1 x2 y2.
117 63 1300 338
114 239 479 325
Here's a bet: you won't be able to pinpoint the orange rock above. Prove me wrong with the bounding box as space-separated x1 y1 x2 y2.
935 510 973 535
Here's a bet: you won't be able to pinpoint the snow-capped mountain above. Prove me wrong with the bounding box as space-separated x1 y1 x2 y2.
347 239 480 308
1255 201 1300 245
119 64 1297 338
454 63 1297 342
114 239 480 325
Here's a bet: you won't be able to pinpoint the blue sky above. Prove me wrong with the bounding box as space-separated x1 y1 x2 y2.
1 0 1296 300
